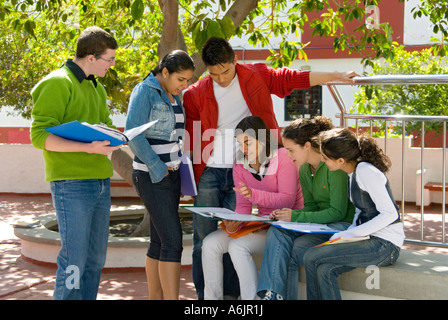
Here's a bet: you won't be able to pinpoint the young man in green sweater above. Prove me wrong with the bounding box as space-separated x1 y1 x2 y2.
30 27 119 300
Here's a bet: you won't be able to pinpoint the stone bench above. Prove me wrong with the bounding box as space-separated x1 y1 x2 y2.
255 249 448 300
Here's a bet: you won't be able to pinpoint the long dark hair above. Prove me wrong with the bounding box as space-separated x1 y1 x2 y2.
146 50 195 78
235 116 276 163
319 128 391 173
282 116 334 150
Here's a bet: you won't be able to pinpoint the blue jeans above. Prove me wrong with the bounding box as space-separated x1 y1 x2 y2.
51 179 111 300
303 236 400 299
133 169 183 262
192 167 239 299
257 222 350 299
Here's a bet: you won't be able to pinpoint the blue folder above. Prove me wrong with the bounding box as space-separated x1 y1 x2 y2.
46 121 127 146
179 154 197 196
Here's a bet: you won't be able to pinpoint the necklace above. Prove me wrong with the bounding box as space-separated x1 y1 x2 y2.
310 164 317 177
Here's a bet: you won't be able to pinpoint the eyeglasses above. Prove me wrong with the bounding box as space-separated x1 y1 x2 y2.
93 54 115 64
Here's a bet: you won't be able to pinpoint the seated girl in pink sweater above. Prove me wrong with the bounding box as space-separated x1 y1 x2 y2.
202 116 304 300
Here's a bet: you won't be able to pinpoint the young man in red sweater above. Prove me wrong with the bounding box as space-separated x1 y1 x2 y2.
183 37 357 300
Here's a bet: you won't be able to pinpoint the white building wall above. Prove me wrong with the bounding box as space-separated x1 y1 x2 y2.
404 0 439 46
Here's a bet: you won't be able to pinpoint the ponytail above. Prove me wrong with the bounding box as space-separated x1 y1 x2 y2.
358 135 391 173
319 128 391 173
282 116 334 149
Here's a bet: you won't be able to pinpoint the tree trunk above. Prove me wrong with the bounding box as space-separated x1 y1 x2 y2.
157 0 183 58
129 206 150 237
225 0 259 29
111 148 133 185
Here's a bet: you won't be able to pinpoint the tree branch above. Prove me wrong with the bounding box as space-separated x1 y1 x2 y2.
190 0 260 83
225 0 259 29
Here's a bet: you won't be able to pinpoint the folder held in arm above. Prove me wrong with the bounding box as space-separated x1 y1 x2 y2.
45 119 158 146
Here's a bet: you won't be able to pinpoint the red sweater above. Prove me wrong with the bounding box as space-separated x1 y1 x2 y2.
183 63 310 184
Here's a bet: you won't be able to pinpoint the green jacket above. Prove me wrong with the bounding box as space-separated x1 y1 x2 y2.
291 161 355 223
30 60 114 182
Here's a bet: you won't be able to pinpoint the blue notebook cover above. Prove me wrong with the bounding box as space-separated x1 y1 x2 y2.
46 121 127 146
179 154 197 196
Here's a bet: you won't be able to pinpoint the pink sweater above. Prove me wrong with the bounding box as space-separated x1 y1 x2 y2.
233 148 304 217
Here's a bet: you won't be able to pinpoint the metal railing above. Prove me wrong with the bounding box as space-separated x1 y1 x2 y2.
327 75 448 248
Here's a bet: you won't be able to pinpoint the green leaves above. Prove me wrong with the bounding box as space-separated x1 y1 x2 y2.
266 40 308 68
131 0 144 21
411 0 448 57
352 46 448 135
24 19 36 39
218 16 235 39
191 16 235 53
0 0 162 117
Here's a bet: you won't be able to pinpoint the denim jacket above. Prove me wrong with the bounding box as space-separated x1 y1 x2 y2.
350 162 400 226
125 73 184 183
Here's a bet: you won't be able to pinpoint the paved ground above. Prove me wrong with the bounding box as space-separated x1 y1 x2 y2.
1 193 447 300
0 194 197 300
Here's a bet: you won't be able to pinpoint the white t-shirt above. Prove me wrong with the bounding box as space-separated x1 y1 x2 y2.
207 74 252 168
333 162 405 247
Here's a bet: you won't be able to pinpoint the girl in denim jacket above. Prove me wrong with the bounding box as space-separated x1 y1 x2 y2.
303 128 405 300
126 50 194 300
